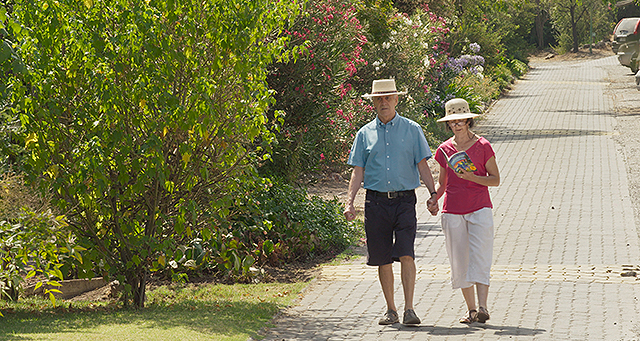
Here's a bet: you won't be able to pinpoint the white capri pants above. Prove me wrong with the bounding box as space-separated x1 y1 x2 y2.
441 207 494 289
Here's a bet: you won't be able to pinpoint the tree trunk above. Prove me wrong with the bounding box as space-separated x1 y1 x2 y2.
570 6 579 52
535 13 546 48
124 269 147 308
533 0 546 49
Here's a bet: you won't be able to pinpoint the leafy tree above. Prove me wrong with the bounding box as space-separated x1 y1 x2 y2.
550 0 609 52
532 0 552 49
1 0 301 308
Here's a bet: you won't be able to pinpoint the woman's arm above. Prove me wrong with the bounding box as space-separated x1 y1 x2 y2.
435 165 447 199
457 155 500 187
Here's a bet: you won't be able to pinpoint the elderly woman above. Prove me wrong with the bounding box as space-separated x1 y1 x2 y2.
433 98 500 324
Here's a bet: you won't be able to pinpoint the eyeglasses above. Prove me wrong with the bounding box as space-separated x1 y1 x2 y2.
448 120 468 127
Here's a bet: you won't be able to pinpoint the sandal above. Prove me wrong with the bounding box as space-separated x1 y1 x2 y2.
477 306 490 323
459 309 477 324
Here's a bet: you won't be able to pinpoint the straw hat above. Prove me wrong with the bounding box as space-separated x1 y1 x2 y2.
436 98 479 122
362 79 407 99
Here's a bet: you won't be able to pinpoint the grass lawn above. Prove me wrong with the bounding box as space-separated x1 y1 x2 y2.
0 281 307 341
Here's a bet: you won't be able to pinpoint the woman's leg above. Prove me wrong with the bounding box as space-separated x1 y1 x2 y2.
477 283 489 309
441 213 472 289
461 285 476 311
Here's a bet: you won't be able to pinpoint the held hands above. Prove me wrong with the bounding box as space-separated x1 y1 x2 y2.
426 196 439 216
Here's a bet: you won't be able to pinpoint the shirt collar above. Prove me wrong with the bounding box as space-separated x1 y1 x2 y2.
376 112 399 127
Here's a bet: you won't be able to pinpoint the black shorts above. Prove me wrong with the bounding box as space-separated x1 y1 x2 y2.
364 190 417 266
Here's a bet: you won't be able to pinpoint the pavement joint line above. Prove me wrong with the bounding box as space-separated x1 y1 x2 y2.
319 263 640 283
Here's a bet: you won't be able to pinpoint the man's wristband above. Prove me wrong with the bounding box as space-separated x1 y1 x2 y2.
430 191 437 196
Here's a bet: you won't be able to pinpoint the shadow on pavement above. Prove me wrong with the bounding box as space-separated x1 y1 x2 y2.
478 127 612 143
386 323 546 336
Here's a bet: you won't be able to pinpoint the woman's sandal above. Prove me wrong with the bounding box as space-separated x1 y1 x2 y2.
459 309 478 324
477 306 490 323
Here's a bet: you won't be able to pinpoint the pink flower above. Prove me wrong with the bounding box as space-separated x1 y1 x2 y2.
320 153 325 161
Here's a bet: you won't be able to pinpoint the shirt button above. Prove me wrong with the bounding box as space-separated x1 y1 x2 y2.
387 168 390 171
386 143 389 145
387 156 389 158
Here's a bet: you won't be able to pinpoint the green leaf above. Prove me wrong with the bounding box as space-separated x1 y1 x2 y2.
242 255 255 270
48 292 57 307
202 227 212 240
262 240 274 255
0 39 12 64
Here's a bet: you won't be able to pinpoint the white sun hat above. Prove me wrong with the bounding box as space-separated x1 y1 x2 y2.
362 79 408 99
436 98 479 122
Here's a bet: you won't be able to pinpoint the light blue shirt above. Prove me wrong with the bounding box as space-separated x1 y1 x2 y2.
347 113 432 192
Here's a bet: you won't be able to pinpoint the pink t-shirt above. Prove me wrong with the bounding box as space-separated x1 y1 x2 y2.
435 136 495 214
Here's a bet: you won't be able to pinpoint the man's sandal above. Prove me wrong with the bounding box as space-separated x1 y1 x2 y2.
459 309 478 324
477 306 490 323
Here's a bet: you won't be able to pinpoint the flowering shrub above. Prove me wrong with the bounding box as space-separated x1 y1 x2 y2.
314 5 454 156
264 0 368 180
264 2 528 180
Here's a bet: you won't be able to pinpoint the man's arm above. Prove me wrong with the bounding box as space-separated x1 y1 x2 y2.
418 158 439 216
344 166 364 221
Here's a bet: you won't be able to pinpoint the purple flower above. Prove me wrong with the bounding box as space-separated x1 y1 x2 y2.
470 42 481 53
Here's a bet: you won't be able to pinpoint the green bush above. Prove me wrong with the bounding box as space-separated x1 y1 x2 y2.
0 175 79 308
168 180 363 283
489 62 515 91
255 181 362 259
508 59 529 79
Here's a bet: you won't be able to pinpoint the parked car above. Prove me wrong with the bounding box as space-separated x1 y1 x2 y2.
612 17 640 73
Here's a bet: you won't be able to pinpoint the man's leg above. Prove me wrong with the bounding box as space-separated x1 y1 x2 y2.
399 255 421 324
399 255 415 310
378 263 396 312
378 263 400 325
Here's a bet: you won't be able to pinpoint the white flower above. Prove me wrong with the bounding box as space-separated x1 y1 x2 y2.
423 57 430 68
382 42 391 49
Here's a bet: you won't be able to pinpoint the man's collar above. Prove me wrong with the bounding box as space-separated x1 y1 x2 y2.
377 112 399 126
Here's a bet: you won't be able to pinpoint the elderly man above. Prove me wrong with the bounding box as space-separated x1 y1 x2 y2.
344 79 439 326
